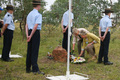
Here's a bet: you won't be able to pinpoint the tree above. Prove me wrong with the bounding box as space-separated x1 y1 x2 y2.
14 0 46 38
44 0 111 34
112 0 120 25
0 0 46 39
43 0 68 26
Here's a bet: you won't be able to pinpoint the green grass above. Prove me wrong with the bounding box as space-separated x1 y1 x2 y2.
0 24 120 80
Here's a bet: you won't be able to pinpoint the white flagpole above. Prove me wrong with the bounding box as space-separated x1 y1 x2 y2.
46 0 89 80
66 0 72 79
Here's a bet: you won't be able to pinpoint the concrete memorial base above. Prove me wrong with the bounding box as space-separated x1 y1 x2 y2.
46 72 89 80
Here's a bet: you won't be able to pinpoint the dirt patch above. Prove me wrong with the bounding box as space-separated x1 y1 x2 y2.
38 57 54 64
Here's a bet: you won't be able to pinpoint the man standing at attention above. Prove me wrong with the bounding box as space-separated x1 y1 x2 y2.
1 5 15 62
25 0 45 75
61 6 74 52
98 9 113 65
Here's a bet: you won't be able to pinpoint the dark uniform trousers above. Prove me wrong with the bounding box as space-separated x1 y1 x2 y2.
26 30 40 72
98 32 110 63
2 29 13 60
62 26 72 52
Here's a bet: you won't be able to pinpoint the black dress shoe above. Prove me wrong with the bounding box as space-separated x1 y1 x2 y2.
6 59 14 62
2 59 14 62
33 71 45 75
97 61 103 64
104 61 113 65
26 69 32 73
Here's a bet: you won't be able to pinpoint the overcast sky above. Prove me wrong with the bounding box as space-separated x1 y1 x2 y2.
44 0 56 11
45 0 118 11
1 0 118 10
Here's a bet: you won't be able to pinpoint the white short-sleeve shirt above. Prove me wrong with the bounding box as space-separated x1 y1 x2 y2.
99 15 112 32
3 12 15 31
27 9 42 30
62 10 74 27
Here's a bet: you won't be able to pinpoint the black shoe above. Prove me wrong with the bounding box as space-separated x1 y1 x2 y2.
26 69 32 73
38 71 45 75
97 61 103 64
104 61 113 65
6 59 14 62
2 58 14 62
33 71 45 75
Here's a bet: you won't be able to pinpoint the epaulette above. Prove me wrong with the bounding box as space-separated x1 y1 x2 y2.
8 15 10 17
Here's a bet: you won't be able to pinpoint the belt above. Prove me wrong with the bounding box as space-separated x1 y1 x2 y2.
101 32 110 33
6 28 14 31
29 29 40 31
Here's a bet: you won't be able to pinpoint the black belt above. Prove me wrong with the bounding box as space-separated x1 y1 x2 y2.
29 29 40 31
6 28 14 31
101 32 110 33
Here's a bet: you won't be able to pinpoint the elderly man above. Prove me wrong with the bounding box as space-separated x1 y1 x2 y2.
72 28 89 57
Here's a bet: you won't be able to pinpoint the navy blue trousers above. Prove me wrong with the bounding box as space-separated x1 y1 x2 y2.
2 29 13 60
26 30 40 72
98 32 110 63
62 26 72 52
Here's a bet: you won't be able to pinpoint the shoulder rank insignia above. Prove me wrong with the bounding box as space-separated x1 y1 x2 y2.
8 15 10 17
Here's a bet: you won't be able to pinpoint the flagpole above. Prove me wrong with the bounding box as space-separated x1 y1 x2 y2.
46 0 89 80
66 0 72 79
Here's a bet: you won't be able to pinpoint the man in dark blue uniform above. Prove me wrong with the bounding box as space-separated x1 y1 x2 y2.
25 0 45 75
1 5 15 62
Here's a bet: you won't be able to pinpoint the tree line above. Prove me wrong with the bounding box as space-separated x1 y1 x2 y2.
0 0 120 36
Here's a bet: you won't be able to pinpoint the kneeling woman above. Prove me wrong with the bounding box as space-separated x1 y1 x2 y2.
79 30 100 60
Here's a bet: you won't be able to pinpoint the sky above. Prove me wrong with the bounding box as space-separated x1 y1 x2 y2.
45 0 56 11
1 0 118 10
45 0 118 11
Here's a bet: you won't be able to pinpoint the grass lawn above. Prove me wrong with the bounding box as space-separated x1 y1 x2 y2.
0 23 120 80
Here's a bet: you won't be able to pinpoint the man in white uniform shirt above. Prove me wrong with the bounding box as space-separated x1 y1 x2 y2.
61 6 74 53
1 5 15 62
25 0 45 75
